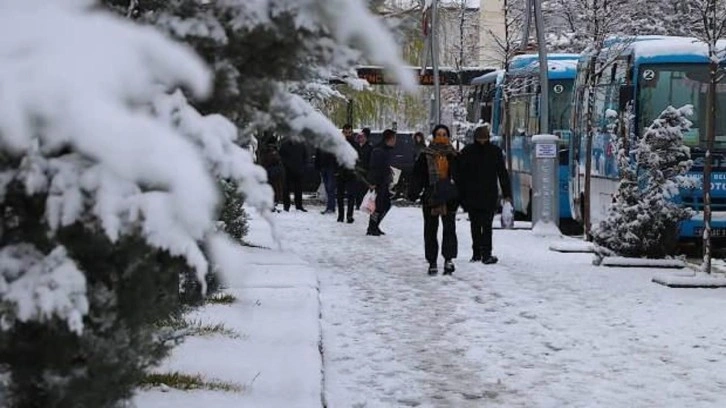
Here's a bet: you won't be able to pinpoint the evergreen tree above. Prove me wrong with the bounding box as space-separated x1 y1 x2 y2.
592 106 696 258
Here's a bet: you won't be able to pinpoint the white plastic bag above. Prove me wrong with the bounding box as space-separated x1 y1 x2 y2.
390 166 402 190
360 189 377 214
500 200 514 229
316 181 326 203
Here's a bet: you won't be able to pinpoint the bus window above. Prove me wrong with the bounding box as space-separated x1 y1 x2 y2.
638 63 726 150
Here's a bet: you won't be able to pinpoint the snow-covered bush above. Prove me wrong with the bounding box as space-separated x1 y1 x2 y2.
592 105 696 258
1 0 411 405
0 1 265 405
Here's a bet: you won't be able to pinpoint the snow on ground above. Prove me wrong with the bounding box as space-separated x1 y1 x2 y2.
260 204 726 407
133 235 322 407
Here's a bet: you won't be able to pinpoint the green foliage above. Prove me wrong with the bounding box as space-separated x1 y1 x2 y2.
140 371 243 392
219 179 248 243
0 176 186 407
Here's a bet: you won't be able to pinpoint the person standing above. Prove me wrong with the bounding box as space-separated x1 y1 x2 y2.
279 138 308 212
366 129 396 236
315 147 338 214
408 124 459 276
355 127 373 209
413 131 426 162
336 125 360 223
458 125 512 264
259 138 285 212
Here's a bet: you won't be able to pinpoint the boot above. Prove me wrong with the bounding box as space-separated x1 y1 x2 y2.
366 217 381 236
482 255 498 264
443 259 455 275
427 263 438 276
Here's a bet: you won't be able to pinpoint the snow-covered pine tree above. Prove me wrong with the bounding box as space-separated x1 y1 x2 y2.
1 1 411 405
592 105 696 258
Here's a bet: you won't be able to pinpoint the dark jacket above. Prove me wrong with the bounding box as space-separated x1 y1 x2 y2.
259 144 284 178
368 144 394 188
279 139 308 175
354 141 373 183
457 141 512 212
336 137 361 181
409 147 459 209
314 148 337 171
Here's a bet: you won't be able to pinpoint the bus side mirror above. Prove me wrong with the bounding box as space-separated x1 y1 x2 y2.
618 85 634 111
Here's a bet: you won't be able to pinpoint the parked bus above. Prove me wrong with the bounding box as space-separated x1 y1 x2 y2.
570 36 726 241
468 53 579 228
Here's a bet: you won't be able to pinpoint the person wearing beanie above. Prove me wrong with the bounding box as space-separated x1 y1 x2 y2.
408 124 459 276
458 124 511 264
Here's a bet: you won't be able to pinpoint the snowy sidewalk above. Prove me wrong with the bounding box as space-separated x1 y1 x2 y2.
274 205 726 408
134 216 322 408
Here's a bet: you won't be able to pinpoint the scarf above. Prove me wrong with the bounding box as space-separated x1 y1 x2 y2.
423 141 457 215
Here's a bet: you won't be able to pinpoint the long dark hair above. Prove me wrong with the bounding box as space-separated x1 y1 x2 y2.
431 124 451 139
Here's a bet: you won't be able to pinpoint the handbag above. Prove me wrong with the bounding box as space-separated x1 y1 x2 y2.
428 178 458 207
500 200 514 229
360 189 377 214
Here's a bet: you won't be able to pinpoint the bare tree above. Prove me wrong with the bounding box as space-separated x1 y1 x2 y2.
688 0 726 273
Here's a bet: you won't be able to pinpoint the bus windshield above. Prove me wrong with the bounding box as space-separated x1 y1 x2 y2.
549 79 573 142
638 63 726 150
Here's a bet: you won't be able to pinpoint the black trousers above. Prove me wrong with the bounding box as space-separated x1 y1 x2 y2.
336 176 356 220
283 169 303 210
469 209 495 257
423 207 457 264
368 187 392 232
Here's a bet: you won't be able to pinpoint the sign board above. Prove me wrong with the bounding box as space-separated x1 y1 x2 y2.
330 66 495 86
535 143 557 159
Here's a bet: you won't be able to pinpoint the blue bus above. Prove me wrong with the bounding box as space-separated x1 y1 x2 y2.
570 36 726 241
468 53 579 227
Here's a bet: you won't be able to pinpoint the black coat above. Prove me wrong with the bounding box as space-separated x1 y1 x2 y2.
457 141 512 212
368 144 394 188
336 137 361 181
314 148 337 171
409 149 459 209
279 139 308 175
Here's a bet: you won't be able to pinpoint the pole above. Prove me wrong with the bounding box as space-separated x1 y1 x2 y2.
431 0 441 125
532 0 549 134
520 0 532 51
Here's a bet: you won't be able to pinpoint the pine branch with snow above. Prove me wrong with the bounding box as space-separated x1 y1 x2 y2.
592 106 696 258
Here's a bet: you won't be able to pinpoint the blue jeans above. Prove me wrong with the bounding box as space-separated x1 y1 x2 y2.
320 167 337 211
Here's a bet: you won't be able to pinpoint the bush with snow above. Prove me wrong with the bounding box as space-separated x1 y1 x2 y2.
592 105 696 258
1 0 411 405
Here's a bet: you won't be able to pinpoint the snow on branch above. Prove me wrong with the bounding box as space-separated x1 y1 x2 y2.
0 2 244 298
271 90 359 168
0 245 88 334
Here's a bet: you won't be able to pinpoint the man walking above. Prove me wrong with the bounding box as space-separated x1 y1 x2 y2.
366 129 396 236
458 125 511 264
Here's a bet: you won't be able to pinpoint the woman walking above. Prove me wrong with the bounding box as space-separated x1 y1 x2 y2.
408 124 459 276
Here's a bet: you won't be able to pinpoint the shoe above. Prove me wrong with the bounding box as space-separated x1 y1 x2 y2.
337 217 344 223
296 207 308 212
482 255 498 265
366 229 381 236
375 227 386 235
347 218 354 224
321 209 334 214
443 260 455 275
427 263 438 276
284 207 290 212
469 255 481 262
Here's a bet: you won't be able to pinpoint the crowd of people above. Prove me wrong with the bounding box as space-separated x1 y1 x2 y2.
257 124 512 276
